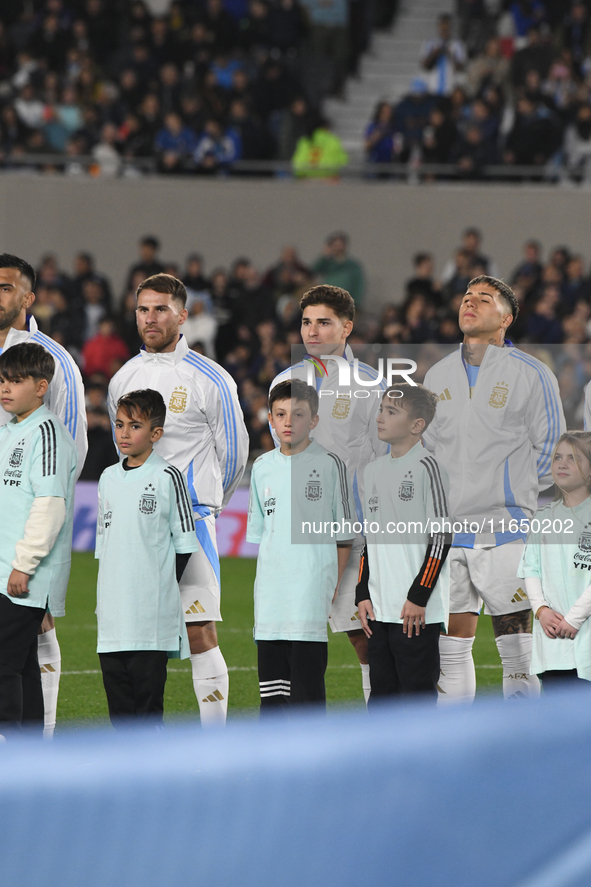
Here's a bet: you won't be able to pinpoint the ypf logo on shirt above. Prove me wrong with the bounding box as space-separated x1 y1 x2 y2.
398 471 414 501
305 469 322 501
489 381 509 409
169 386 188 413
139 483 157 514
368 484 379 514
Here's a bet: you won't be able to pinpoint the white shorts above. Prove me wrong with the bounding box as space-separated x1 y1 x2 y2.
328 536 364 634
180 513 222 623
448 540 529 618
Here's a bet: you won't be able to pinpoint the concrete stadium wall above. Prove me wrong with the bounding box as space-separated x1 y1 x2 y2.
0 175 586 309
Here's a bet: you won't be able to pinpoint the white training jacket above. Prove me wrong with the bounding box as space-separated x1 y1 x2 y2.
0 316 87 478
270 344 389 520
108 335 248 517
423 343 565 548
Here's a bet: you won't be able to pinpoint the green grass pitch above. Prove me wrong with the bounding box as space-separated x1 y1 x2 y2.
56 553 502 730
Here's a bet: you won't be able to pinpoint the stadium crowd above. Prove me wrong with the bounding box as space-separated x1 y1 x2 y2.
0 0 396 174
26 226 591 477
365 1 591 178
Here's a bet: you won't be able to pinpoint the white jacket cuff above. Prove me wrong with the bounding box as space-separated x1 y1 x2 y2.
524 577 548 618
12 497 66 575
565 584 591 631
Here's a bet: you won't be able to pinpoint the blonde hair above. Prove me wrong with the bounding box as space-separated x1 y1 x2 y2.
552 431 591 501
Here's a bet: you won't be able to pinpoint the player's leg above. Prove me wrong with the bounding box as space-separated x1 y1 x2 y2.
367 619 400 705
257 640 291 713
438 548 479 705
0 596 45 733
328 536 370 701
127 650 168 724
99 651 136 725
181 514 228 726
37 612 60 739
290 641 328 709
478 542 540 700
391 623 440 702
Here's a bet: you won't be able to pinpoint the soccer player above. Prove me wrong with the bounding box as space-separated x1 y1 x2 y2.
0 254 87 738
247 380 355 710
519 432 591 688
423 275 565 702
0 343 77 733
270 285 388 703
356 384 451 702
96 390 199 725
108 273 248 725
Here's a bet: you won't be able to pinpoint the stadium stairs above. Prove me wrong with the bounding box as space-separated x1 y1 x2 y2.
324 0 455 162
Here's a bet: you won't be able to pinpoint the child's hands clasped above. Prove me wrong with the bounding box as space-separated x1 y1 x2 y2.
556 616 578 639
538 606 564 639
7 569 29 597
401 601 425 637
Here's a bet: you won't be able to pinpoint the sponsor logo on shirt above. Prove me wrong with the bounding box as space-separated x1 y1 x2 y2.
332 395 351 419
398 471 414 501
104 510 112 529
139 483 157 514
305 469 322 501
489 381 509 409
264 496 276 516
438 388 452 401
8 443 24 468
574 522 591 569
169 386 188 413
368 483 379 514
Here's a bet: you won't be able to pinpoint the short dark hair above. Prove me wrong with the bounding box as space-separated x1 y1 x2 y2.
0 254 36 290
136 273 187 308
300 284 355 322
269 379 319 417
116 389 166 430
468 275 519 326
141 236 160 250
0 342 54 383
413 251 432 267
326 231 349 246
383 382 438 429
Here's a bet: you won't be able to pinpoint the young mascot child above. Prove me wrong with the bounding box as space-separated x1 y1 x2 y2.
96 389 199 725
356 383 451 703
247 379 355 711
519 431 591 688
0 343 77 732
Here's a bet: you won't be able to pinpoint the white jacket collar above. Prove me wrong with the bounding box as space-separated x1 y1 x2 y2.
3 315 37 350
139 334 189 366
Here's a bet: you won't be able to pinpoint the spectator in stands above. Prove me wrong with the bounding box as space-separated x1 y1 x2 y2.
82 316 130 379
565 104 591 178
183 254 209 293
182 297 218 360
467 36 510 99
405 252 441 305
558 2 591 69
263 245 310 300
392 79 437 161
82 277 108 342
292 115 348 178
442 227 496 285
526 284 563 342
420 14 467 97
364 101 394 164
300 0 349 97
154 111 197 173
441 248 474 303
562 255 591 313
452 122 496 178
277 95 311 161
126 235 165 289
193 117 241 173
511 27 553 88
91 122 121 177
313 232 364 306
511 239 543 292
503 96 562 166
421 105 458 165
509 1 546 38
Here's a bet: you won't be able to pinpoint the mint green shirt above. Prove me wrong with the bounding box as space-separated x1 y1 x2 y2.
519 498 591 680
0 404 77 613
247 440 355 642
96 451 199 654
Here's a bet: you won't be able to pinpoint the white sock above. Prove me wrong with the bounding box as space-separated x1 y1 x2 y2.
360 663 370 705
37 628 61 739
190 646 229 726
495 633 540 700
437 635 476 705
